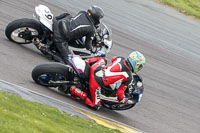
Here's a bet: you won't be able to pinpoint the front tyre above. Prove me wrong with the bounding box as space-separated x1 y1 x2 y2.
5 18 42 44
32 62 71 87
101 101 136 110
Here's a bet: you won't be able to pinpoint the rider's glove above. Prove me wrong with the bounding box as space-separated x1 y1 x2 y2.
90 46 97 54
96 34 101 43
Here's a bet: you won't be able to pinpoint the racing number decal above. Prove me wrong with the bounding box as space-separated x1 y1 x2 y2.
44 10 52 20
45 14 52 20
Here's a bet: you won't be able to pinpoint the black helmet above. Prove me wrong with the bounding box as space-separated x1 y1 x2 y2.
88 5 104 25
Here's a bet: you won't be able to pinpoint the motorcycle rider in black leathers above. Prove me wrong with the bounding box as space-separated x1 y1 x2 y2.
53 5 104 64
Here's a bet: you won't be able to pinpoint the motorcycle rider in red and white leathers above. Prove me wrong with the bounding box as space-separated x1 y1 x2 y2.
70 51 146 109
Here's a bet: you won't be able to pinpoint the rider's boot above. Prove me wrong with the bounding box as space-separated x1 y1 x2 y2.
70 86 95 107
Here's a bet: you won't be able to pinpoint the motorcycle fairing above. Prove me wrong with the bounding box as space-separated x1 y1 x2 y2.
68 55 86 79
34 5 54 31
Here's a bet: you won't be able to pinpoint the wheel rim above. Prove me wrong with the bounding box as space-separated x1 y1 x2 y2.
102 101 135 110
11 27 39 43
37 73 66 86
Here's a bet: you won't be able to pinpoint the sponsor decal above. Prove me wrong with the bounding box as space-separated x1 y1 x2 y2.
102 69 107 82
95 88 101 104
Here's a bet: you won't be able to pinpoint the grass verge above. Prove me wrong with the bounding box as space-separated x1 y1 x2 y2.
0 91 121 133
157 0 200 20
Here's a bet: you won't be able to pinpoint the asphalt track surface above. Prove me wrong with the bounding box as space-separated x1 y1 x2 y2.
0 0 200 133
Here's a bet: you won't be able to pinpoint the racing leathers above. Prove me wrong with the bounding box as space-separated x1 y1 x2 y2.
53 11 96 64
70 56 133 109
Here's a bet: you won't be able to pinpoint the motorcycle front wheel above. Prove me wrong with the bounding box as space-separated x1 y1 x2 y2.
101 101 136 110
5 18 42 44
32 62 73 87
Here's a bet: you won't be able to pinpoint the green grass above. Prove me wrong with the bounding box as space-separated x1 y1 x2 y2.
157 0 200 20
0 91 121 133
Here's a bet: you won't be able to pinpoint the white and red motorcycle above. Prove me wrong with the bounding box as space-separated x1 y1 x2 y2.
5 5 112 61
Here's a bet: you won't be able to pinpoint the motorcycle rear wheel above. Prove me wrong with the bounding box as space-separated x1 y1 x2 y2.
32 62 72 87
5 18 42 44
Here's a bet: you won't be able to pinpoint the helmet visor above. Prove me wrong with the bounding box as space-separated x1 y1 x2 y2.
138 64 143 71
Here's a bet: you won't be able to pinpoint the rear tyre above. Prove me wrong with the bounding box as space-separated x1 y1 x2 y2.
5 18 42 44
32 62 72 87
